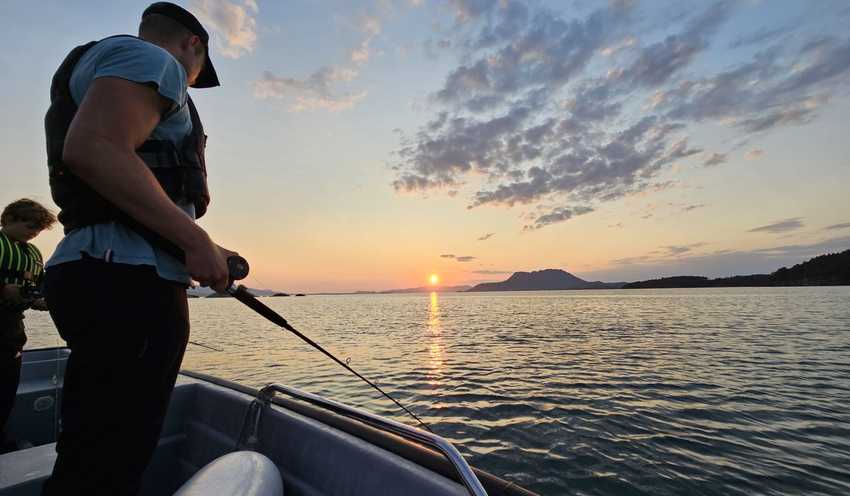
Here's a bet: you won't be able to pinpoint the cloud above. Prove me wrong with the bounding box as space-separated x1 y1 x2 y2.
423 38 454 59
621 1 732 88
702 152 727 167
748 218 804 234
440 253 476 262
523 205 594 231
610 254 654 266
664 242 706 255
349 15 382 63
254 8 383 112
190 0 258 58
600 36 637 57
448 0 499 23
461 118 701 210
745 149 764 160
471 269 513 274
825 222 850 231
477 232 495 241
751 235 850 257
682 204 706 211
660 38 850 134
358 14 382 37
392 2 713 227
666 246 691 255
253 69 366 111
350 41 372 63
729 25 789 49
737 104 819 133
433 2 633 108
392 1 850 231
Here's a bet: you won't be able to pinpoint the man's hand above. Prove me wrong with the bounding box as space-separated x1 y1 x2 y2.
183 232 239 293
217 245 240 262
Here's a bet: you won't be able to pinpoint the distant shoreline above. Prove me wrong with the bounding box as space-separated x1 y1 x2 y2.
304 284 850 296
188 284 850 299
190 249 849 295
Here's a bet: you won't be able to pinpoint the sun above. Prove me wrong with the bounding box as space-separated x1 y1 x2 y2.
429 274 439 285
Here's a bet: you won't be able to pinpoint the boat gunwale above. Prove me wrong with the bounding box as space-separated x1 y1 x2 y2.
179 369 539 496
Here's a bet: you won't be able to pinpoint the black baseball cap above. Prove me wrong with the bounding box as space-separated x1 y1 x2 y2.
142 2 220 88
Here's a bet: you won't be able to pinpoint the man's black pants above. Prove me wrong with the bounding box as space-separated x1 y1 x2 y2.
41 258 189 496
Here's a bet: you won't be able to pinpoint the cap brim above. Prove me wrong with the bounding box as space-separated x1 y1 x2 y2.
191 51 220 88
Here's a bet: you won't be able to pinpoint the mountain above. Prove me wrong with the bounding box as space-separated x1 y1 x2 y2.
375 285 471 294
623 249 850 288
467 269 624 292
309 285 471 295
188 286 279 298
187 287 216 297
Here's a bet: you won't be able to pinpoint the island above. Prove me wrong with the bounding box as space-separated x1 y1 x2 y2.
467 269 624 292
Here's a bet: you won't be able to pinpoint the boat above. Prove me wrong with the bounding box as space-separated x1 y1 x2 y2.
1 347 537 496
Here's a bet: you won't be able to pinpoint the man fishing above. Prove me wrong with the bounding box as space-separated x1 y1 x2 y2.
0 199 55 453
42 3 236 494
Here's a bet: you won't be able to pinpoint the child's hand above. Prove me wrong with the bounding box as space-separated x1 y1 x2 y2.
0 284 23 307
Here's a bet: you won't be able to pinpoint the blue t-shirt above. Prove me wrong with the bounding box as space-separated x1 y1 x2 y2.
46 36 196 284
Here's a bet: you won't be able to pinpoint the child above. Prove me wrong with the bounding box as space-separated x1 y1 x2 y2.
0 198 55 452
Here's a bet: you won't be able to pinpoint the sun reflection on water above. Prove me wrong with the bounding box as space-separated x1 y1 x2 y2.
427 291 445 383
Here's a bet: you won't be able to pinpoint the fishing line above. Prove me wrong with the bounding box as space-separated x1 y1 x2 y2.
188 340 223 352
224 257 433 433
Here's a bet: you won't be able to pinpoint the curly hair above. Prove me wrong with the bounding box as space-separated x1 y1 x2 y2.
1 199 57 230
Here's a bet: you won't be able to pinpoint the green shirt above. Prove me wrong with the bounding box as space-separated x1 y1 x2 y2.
0 231 44 289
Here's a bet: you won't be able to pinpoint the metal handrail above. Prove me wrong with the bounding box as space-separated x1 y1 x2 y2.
256 383 489 496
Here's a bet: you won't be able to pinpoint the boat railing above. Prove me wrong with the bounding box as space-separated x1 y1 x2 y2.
249 383 489 496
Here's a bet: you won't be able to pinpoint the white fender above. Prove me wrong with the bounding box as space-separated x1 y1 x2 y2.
174 451 283 496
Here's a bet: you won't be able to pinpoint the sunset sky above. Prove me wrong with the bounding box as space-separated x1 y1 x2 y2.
2 0 849 292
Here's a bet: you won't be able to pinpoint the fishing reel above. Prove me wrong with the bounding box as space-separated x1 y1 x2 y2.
19 283 43 302
0 282 44 312
19 284 44 306
227 256 250 289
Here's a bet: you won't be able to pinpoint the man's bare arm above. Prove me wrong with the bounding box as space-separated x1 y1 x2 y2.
62 77 229 290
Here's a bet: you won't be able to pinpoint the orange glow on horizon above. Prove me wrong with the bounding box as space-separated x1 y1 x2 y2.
429 274 439 285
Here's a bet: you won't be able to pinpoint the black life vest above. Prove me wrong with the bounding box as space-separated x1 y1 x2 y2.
44 36 210 259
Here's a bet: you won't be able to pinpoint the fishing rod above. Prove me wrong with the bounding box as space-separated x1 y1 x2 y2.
224 256 434 433
188 340 223 352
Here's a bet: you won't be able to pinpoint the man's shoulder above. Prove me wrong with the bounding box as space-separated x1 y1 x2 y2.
84 35 177 68
70 35 187 106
